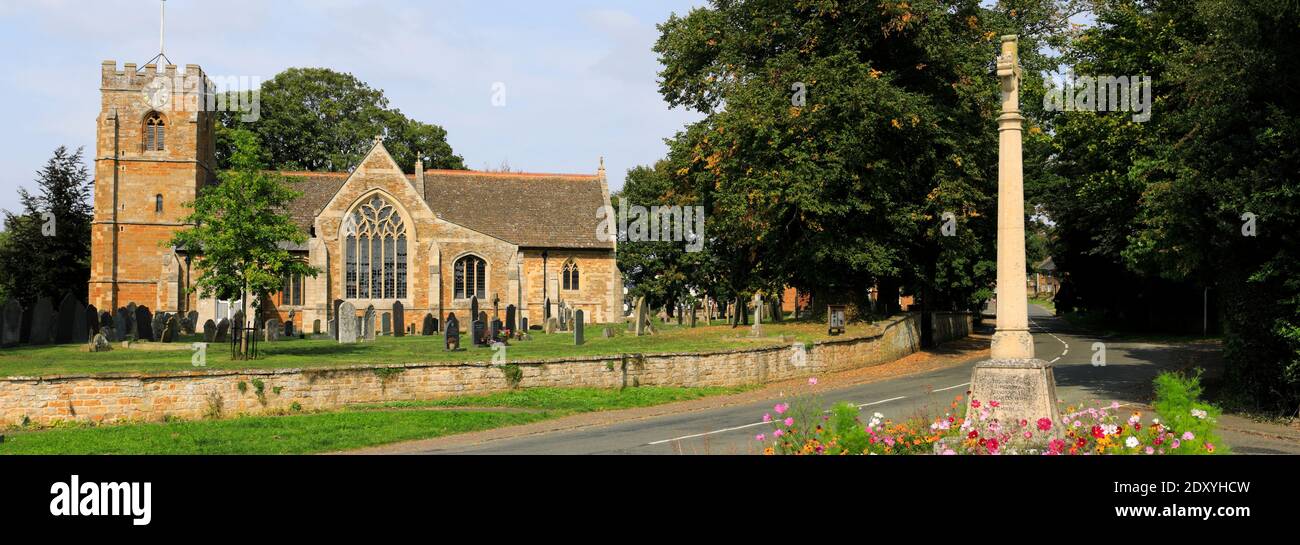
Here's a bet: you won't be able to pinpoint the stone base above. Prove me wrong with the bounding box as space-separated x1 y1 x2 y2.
991 329 1035 360
966 358 1061 435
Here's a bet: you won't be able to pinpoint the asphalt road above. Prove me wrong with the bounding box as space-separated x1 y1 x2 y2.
405 305 1270 454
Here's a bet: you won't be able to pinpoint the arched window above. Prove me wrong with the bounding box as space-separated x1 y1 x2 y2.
144 112 166 151
562 259 580 291
454 255 487 300
154 194 163 213
342 195 408 299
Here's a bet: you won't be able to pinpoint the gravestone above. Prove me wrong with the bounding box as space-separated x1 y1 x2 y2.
232 309 245 331
70 301 89 344
202 319 217 343
472 317 487 347
422 313 436 336
603 326 614 339
328 318 337 339
544 316 558 334
125 303 138 338
444 313 461 350
29 297 55 345
337 302 359 344
520 317 529 334
505 305 517 334
392 301 405 337
749 293 764 338
265 319 281 342
574 309 585 346
313 319 321 335
151 312 168 343
1 299 21 347
363 305 376 341
99 311 117 342
161 314 180 343
544 297 551 319
112 311 127 342
185 311 199 335
633 296 647 336
215 318 230 343
54 296 77 343
19 304 34 343
91 333 111 352
381 312 392 336
689 305 697 328
86 304 100 337
470 296 479 325
332 299 344 340
284 318 294 338
489 319 503 344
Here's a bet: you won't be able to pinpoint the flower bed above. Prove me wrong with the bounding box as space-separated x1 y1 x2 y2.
757 372 1226 455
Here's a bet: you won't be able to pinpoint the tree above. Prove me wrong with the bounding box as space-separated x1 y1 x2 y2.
170 129 320 357
651 0 1068 316
217 67 465 173
0 146 93 305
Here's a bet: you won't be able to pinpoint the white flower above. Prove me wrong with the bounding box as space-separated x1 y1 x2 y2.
1102 424 1118 436
1125 436 1140 449
1191 409 1208 420
1152 418 1160 424
873 412 884 419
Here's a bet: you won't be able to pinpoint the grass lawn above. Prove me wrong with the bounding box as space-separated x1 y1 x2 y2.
1028 296 1056 313
0 386 749 454
0 318 878 377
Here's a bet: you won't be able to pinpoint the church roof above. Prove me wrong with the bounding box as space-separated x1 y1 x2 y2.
279 169 614 250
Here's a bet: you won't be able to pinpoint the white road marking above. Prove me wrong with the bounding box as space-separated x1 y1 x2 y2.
1029 316 1071 364
932 382 970 393
647 395 909 446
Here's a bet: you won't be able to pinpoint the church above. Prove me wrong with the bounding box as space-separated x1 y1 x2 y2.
88 59 624 335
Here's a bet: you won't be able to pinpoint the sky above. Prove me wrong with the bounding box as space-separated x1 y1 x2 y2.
0 0 708 217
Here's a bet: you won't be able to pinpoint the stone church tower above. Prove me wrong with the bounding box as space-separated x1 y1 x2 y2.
88 60 217 314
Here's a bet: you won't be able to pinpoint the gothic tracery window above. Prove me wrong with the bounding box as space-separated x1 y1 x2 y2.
562 259 580 291
454 255 486 300
343 196 408 299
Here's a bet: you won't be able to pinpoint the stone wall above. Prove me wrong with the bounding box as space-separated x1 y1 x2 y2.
0 314 965 427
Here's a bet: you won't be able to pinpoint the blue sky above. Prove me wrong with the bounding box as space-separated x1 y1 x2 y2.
0 0 707 216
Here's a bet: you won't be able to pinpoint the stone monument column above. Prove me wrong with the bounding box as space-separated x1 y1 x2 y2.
967 36 1061 436
991 34 1034 360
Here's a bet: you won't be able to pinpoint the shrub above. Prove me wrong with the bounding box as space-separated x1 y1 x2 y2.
1151 371 1227 454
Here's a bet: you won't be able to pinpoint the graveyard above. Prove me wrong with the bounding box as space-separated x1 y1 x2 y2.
0 315 878 378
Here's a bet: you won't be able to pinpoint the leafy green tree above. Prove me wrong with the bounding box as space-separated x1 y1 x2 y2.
171 129 320 356
651 0 1067 316
0 146 93 305
217 68 465 173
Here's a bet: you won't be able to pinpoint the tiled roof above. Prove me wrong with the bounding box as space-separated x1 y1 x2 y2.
278 169 613 250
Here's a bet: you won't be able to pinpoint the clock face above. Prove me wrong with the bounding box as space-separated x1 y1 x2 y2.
142 77 172 110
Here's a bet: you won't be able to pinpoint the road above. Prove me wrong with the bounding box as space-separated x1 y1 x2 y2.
390 305 1294 454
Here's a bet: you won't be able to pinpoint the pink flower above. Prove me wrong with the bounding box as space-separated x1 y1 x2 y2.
971 400 982 409
989 400 1001 408
1023 431 1033 439
1145 447 1155 455
763 413 772 423
1036 418 1053 432
783 417 795 427
755 434 765 441
808 377 819 386
775 403 789 415
1171 439 1181 449
773 429 784 438
1182 431 1195 441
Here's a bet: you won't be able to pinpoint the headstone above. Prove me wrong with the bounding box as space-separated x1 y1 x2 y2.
470 296 479 325
444 312 461 350
125 303 138 338
1 299 21 347
422 313 435 336
603 326 614 338
489 319 503 344
91 332 111 352
472 317 487 347
332 299 344 340
29 297 55 345
381 312 392 336
337 301 359 344
505 305 517 333
284 319 294 338
749 293 764 338
265 319 281 342
86 304 100 336
363 305 376 341
689 305 697 328
56 296 78 343
544 316 558 334
328 318 337 339
161 314 180 343
633 296 647 336
520 317 529 334
19 304 34 343
392 301 405 337
98 311 114 341
203 319 217 342
68 301 89 344
232 309 244 331
313 319 321 335
215 318 230 343
112 311 127 341
151 312 168 343
574 309 585 346
544 297 551 319
185 311 199 334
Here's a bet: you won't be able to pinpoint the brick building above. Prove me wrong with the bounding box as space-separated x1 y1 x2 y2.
89 60 622 334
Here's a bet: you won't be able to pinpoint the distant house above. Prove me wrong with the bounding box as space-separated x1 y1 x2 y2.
1030 257 1059 297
